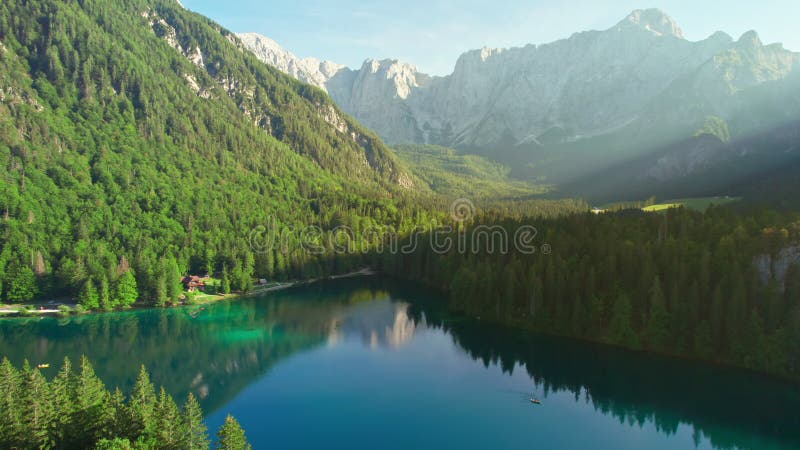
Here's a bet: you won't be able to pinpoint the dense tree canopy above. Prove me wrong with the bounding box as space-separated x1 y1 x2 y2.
0 0 487 305
0 356 249 449
381 207 800 379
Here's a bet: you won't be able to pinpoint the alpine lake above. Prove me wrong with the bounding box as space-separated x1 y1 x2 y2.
0 277 798 450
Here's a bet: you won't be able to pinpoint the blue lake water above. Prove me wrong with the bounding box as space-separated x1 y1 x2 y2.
0 277 798 449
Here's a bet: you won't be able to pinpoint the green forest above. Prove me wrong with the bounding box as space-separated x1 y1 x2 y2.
0 0 447 307
381 206 800 379
0 356 251 449
392 144 546 199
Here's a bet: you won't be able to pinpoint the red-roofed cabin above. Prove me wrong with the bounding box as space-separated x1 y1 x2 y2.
182 275 205 292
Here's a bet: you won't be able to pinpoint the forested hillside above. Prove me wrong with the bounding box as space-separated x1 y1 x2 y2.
393 144 546 199
0 0 433 306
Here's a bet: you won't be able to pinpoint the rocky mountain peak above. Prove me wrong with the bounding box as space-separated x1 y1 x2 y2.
708 31 734 44
619 9 684 39
737 30 763 48
240 12 798 153
357 59 423 100
237 32 344 91
362 58 418 75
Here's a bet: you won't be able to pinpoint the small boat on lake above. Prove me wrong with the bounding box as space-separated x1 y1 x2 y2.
530 398 541 405
37 364 50 369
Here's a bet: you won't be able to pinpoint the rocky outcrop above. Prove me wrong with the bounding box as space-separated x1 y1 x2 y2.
755 246 800 288
238 33 345 90
619 8 684 38
182 73 212 99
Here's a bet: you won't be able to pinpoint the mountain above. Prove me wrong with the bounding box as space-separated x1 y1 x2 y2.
0 0 431 304
239 9 800 199
239 32 430 145
237 33 345 91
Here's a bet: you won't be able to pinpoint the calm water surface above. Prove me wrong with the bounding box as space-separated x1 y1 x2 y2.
0 278 798 450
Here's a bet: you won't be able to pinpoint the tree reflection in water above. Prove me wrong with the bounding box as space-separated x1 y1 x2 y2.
0 277 798 450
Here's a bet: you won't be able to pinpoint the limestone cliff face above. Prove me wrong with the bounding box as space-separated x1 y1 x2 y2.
239 9 799 153
141 10 413 187
755 246 800 288
238 33 345 90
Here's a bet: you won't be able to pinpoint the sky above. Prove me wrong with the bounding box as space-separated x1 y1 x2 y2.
181 0 800 75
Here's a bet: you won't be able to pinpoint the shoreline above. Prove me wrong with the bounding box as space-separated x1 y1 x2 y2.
0 267 377 319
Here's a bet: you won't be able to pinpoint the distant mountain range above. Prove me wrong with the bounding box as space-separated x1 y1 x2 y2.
240 9 800 201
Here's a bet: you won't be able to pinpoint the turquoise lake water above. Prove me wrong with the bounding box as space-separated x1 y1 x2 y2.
0 277 798 449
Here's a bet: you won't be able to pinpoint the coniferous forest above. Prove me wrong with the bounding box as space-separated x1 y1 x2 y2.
381 207 800 379
0 0 444 306
1 0 800 447
0 356 251 449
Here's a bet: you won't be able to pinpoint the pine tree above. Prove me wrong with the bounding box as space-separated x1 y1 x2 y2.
80 278 100 310
114 270 138 308
668 280 691 349
99 275 113 311
19 362 54 449
74 356 110 447
240 252 255 293
740 309 767 368
50 357 76 446
221 265 231 294
4 263 38 302
274 252 286 281
262 250 274 278
645 277 670 350
167 258 183 305
500 268 516 319
105 388 128 442
693 320 714 359
204 248 216 277
155 273 168 307
181 393 209 450
154 387 181 449
232 262 244 294
0 358 21 446
710 281 725 351
126 365 157 438
726 275 748 355
215 415 251 450
449 267 475 310
610 293 639 348
588 294 605 338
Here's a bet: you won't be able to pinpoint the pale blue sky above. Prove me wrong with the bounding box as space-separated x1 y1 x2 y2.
181 0 800 75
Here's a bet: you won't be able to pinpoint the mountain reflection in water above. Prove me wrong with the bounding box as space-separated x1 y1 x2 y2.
0 277 797 449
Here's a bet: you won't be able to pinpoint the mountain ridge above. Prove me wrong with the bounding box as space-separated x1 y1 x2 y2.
238 9 800 200
238 10 798 149
0 0 437 307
